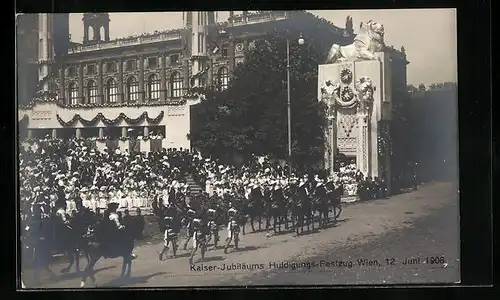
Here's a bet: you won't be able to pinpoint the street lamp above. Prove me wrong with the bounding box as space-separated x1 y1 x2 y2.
286 33 305 174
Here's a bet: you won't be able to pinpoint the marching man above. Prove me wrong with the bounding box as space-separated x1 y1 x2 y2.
159 215 180 260
188 218 207 265
224 207 240 254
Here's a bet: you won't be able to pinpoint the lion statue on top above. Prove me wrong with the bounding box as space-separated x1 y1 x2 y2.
325 20 386 64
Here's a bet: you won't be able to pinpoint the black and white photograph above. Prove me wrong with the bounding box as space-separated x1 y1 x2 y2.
16 9 459 288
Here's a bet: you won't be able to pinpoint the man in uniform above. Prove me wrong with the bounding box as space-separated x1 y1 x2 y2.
206 207 220 250
188 217 207 265
158 211 181 260
182 208 197 250
224 207 240 254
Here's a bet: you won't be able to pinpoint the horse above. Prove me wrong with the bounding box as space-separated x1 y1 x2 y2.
78 220 136 288
293 183 315 235
248 186 265 232
58 206 95 274
269 187 288 234
331 183 343 221
313 184 330 229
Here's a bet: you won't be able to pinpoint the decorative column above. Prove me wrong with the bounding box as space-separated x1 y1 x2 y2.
328 96 338 176
119 59 125 103
98 128 104 138
138 56 145 103
59 68 65 104
98 60 104 104
183 59 190 94
76 128 82 138
78 64 84 104
51 129 57 139
321 81 338 175
122 127 127 138
27 130 32 139
143 126 149 137
160 54 166 100
355 77 375 178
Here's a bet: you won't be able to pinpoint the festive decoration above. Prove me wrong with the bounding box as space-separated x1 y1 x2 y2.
340 68 353 84
56 111 164 127
340 86 355 103
19 98 186 110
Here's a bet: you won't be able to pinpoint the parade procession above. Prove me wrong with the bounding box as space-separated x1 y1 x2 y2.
19 136 391 287
16 9 462 289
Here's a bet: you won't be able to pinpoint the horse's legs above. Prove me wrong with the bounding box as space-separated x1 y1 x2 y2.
272 213 278 234
335 205 342 219
250 216 256 232
241 218 246 235
75 250 81 272
61 250 74 273
81 255 99 288
258 215 262 230
212 231 219 249
126 254 132 277
121 253 133 277
200 243 206 262
172 237 178 258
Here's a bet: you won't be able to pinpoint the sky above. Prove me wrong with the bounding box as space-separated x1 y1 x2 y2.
68 9 457 86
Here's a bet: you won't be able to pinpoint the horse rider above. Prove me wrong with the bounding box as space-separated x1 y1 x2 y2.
99 202 123 258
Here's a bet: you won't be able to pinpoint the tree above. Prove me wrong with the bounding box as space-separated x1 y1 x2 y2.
418 83 426 92
190 30 327 166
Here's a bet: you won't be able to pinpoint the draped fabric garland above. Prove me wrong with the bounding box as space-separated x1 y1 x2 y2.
19 99 186 110
56 111 164 127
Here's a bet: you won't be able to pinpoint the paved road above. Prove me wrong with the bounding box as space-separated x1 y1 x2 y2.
21 182 459 288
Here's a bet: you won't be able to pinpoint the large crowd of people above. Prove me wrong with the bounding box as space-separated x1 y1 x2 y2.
19 137 388 219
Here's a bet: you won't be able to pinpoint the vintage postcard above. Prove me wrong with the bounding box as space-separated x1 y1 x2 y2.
17 10 459 288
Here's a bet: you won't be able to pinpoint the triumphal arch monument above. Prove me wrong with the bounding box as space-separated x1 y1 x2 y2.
318 20 394 191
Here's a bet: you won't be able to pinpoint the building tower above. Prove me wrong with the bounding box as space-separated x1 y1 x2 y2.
82 13 110 45
37 13 56 93
183 12 216 90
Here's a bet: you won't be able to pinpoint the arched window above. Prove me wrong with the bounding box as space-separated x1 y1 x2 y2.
68 82 79 105
105 78 119 103
127 76 140 101
171 72 183 98
217 67 229 91
147 74 160 100
87 80 98 104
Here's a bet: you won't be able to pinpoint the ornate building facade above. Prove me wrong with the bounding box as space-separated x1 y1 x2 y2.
18 11 355 151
